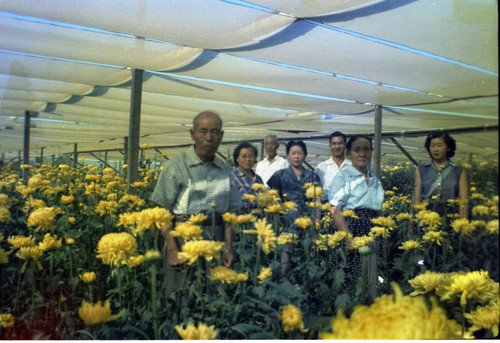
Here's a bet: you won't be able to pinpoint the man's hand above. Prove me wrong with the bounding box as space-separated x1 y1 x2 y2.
224 249 235 268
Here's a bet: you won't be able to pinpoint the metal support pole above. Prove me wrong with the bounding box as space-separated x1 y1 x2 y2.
390 137 418 166
23 110 31 184
127 69 143 194
73 143 78 169
372 105 382 178
123 137 128 174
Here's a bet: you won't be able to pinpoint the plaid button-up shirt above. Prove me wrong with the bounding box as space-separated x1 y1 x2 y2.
150 145 242 215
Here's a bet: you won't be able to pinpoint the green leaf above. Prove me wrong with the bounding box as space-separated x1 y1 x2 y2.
121 325 151 340
230 323 264 335
334 293 351 312
332 268 345 292
304 316 333 332
248 332 277 339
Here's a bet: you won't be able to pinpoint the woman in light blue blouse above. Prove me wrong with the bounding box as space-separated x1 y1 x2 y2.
328 135 384 276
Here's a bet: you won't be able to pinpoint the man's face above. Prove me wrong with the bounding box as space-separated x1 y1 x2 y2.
190 114 224 160
264 137 279 158
329 136 346 159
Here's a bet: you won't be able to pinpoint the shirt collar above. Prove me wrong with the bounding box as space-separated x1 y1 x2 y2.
186 145 225 169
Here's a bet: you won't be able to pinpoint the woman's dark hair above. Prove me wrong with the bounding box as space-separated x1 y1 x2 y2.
233 142 258 166
424 131 456 159
346 135 373 151
286 140 307 156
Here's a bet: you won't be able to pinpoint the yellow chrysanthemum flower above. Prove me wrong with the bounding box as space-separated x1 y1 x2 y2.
177 240 224 265
398 240 422 251
257 267 272 283
414 202 429 211
256 191 280 207
464 300 499 337
16 246 44 273
61 195 74 205
0 248 8 264
0 313 15 329
277 233 299 245
422 231 444 245
124 207 174 236
79 272 96 283
119 194 145 207
243 194 256 203
222 212 238 225
264 203 282 213
295 216 312 229
371 216 396 229
127 254 144 267
65 237 75 245
175 322 218 340
96 232 138 267
396 213 411 221
440 270 498 306
305 185 324 199
236 214 257 224
26 207 63 231
78 300 124 326
351 235 374 249
38 233 62 252
251 183 267 191
342 209 358 219
486 220 498 235
171 222 203 241
451 218 475 235
95 200 119 216
277 304 309 333
282 201 297 213
244 218 277 254
209 266 248 284
189 213 208 224
0 206 11 223
408 270 451 296
319 283 470 339
472 205 490 216
370 226 391 238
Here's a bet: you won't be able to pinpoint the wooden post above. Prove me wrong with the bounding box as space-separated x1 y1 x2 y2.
372 105 382 178
40 147 44 165
23 110 31 184
127 69 143 194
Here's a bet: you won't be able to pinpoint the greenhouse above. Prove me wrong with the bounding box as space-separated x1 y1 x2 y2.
0 0 498 340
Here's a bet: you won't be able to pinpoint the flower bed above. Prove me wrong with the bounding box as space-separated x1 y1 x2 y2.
0 159 498 339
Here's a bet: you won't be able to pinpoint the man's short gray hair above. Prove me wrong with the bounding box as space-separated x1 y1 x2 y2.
264 134 280 145
193 111 223 130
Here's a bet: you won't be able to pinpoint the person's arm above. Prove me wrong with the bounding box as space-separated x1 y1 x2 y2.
458 169 469 219
330 205 353 251
161 224 183 268
224 223 235 267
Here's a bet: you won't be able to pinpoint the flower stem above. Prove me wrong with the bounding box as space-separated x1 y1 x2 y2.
150 263 159 340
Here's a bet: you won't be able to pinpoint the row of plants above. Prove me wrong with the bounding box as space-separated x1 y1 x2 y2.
0 157 498 339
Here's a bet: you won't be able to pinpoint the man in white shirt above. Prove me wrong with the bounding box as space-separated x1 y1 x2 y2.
315 131 351 199
255 134 289 186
